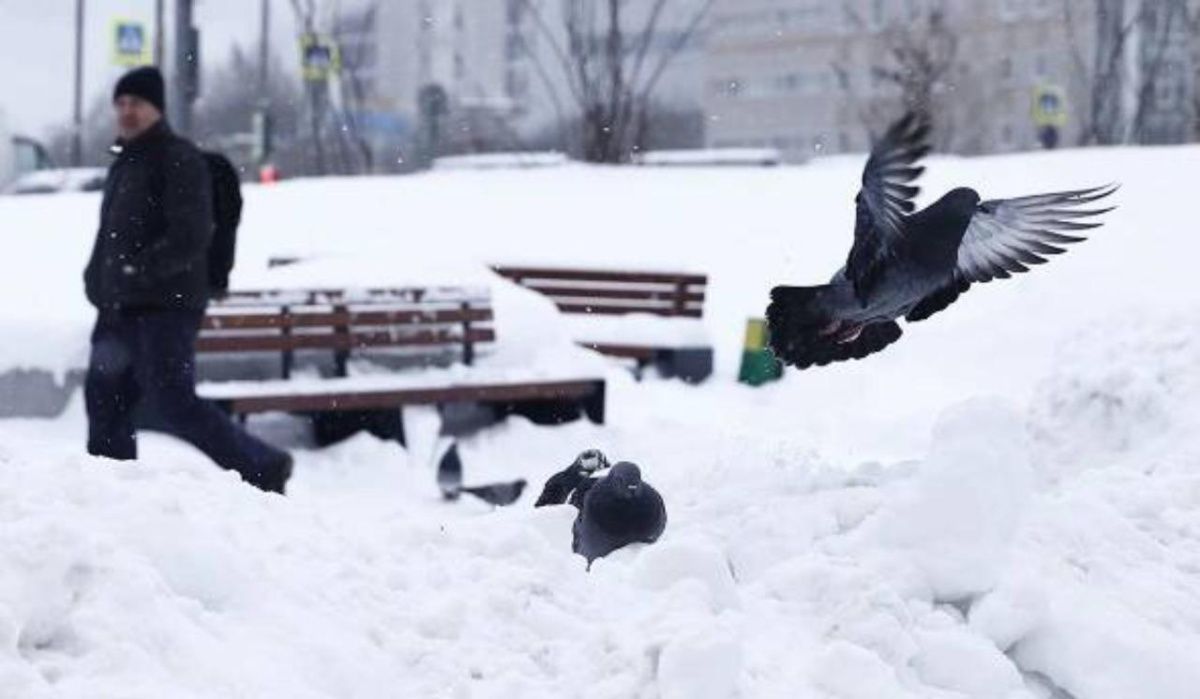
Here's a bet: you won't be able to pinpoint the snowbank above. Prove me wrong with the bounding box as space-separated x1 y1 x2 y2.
1 145 1199 696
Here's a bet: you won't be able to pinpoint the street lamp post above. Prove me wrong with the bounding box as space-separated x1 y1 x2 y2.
256 0 273 166
173 0 198 136
72 0 85 166
154 0 165 66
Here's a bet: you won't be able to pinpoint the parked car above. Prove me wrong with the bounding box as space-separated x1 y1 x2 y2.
3 167 107 195
0 109 54 191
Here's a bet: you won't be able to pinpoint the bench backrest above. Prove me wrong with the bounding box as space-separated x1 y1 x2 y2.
199 287 494 378
492 266 707 318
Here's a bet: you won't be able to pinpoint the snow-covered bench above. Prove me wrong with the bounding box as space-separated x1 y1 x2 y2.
195 287 606 445
492 266 713 383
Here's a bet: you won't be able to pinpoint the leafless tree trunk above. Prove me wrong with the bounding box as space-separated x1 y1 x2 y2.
873 10 959 126
1065 0 1136 145
515 0 713 163
1189 4 1200 140
289 0 329 174
832 5 960 149
1064 0 1195 146
332 1 380 173
1126 0 1190 142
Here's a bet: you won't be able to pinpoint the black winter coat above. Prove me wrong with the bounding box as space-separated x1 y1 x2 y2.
84 121 213 311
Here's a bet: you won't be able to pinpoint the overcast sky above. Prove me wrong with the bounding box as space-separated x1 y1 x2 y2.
0 0 316 138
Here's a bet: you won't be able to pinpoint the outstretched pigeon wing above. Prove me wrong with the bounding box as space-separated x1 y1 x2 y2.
846 113 931 301
956 185 1117 283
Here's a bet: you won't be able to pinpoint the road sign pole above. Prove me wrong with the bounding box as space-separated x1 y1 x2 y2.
173 0 196 135
72 0 85 166
154 0 164 66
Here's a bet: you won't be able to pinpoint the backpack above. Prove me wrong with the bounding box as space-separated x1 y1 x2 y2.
203 151 243 295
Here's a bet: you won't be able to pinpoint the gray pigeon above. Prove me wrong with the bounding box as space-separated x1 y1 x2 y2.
572 462 667 564
767 113 1117 370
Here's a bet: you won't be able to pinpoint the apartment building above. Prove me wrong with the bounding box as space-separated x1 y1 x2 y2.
703 0 1197 159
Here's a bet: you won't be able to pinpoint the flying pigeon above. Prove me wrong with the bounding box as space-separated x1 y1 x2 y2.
572 462 667 564
767 113 1117 369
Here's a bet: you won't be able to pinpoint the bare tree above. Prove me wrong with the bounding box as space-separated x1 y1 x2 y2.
45 47 306 172
515 0 713 163
194 47 303 147
45 92 119 167
1190 4 1200 140
289 0 330 174
873 9 959 125
832 5 960 149
1064 0 1196 145
331 1 381 173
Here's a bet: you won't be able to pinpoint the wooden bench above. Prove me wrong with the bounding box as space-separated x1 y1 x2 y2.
195 287 606 445
492 265 713 383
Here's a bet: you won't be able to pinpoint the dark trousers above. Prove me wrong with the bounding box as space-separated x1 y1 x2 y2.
85 309 288 482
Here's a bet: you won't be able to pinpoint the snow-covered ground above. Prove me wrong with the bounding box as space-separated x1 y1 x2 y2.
1 145 1199 697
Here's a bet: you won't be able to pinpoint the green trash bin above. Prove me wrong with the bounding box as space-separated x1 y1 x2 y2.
738 318 783 386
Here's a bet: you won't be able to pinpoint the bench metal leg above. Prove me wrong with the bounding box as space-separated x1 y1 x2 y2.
656 348 714 384
310 408 406 447
583 382 606 424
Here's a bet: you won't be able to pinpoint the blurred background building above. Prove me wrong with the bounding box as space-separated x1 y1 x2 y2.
4 0 1198 188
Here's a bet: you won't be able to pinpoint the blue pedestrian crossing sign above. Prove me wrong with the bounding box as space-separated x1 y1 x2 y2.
112 20 150 67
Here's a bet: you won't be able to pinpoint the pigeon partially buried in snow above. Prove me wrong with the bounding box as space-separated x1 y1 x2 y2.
572 462 667 564
767 113 1118 370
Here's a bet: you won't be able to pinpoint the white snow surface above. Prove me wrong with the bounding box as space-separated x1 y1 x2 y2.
0 146 1199 697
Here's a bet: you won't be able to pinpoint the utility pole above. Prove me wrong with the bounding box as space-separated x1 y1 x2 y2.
154 0 165 66
72 0 85 166
259 0 270 94
173 0 199 136
254 0 273 166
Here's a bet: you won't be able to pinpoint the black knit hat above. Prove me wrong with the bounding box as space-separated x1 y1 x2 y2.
113 66 166 113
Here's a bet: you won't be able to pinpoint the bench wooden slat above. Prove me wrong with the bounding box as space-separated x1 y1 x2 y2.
199 286 607 423
494 266 707 287
216 379 603 414
521 285 706 304
578 342 658 360
221 287 489 302
556 304 703 318
203 308 494 331
197 328 497 354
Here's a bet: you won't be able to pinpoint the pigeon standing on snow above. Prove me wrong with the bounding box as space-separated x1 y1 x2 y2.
572 462 667 564
435 441 527 507
767 113 1118 369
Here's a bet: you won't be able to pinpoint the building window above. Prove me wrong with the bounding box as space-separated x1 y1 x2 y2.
1000 0 1025 21
1000 123 1014 146
1034 52 1049 78
871 0 886 29
711 78 744 98
506 0 524 25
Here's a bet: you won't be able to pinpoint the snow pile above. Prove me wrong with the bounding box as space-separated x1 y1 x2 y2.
1027 313 1200 481
0 144 1199 696
3 333 1200 696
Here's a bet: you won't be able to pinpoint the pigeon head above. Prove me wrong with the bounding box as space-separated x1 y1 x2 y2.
606 462 643 497
941 187 981 215
575 449 610 473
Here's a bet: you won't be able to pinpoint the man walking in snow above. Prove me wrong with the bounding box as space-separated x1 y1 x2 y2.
82 66 292 494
